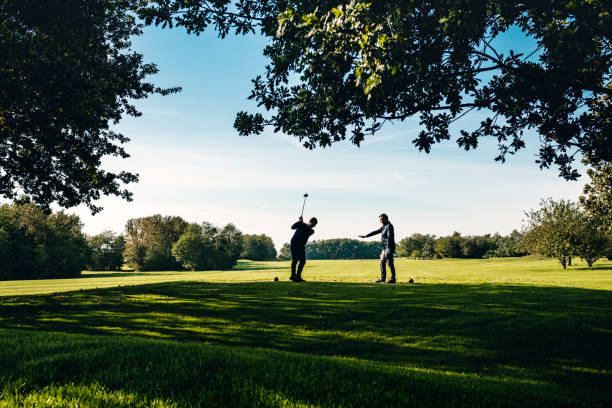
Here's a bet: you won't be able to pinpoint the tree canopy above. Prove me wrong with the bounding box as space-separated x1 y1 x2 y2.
142 0 611 179
124 215 189 271
0 0 179 213
123 215 244 271
580 160 612 233
0 201 88 280
523 198 578 268
241 234 277 260
522 198 609 268
87 231 126 271
306 238 381 259
172 222 244 270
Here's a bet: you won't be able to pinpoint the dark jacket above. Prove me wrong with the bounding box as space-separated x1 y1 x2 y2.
290 221 314 247
365 222 395 251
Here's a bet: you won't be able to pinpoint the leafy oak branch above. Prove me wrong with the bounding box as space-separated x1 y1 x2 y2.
142 0 611 179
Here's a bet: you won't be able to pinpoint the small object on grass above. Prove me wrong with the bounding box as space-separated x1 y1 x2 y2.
274 276 279 281
409 278 414 284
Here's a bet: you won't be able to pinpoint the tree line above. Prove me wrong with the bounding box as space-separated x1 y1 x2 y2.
0 208 277 280
277 231 526 261
275 222 608 267
1 161 608 279
278 239 382 260
521 161 611 268
397 231 527 260
277 162 611 267
119 216 277 271
0 201 88 280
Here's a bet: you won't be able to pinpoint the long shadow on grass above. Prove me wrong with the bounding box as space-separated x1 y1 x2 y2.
1 281 611 404
78 271 153 278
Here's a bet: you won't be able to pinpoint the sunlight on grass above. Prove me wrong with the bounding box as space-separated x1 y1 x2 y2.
0 382 177 408
2 257 611 296
0 258 610 407
560 365 610 375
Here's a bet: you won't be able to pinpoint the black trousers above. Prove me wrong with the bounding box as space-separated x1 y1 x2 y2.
290 244 306 277
380 249 396 280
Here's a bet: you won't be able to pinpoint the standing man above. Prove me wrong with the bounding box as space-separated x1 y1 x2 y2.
359 213 396 283
290 216 318 282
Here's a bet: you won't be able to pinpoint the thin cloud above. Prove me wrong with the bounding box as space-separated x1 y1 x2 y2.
360 128 418 146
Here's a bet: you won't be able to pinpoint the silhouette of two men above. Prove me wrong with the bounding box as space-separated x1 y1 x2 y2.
288 213 397 283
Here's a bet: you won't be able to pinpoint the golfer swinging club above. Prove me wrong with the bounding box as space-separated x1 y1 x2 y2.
289 213 317 282
289 193 317 282
289 194 317 282
359 213 397 283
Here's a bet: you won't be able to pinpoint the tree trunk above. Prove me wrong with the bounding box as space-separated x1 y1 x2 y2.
561 257 567 269
568 256 572 266
587 259 593 267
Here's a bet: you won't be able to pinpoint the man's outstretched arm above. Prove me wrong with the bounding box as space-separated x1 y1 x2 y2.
359 227 382 238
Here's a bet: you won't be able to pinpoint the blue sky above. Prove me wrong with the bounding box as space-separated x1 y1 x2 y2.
71 25 586 249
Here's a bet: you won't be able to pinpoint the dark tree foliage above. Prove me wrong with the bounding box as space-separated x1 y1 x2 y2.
0 202 88 280
172 222 244 270
124 215 189 271
87 231 126 271
577 161 611 261
421 238 438 259
522 198 609 267
435 232 466 258
571 213 609 267
397 233 436 257
489 230 527 257
212 223 244 269
461 235 493 258
579 160 612 234
433 232 499 259
306 239 381 259
171 223 217 270
398 231 524 259
522 198 580 269
241 234 277 260
0 204 43 280
277 242 291 260
141 0 610 179
123 215 244 271
0 0 179 213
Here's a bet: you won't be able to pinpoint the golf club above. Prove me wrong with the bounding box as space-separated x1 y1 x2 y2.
300 193 308 218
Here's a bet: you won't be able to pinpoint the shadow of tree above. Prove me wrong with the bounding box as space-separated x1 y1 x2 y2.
1 281 611 406
78 271 155 278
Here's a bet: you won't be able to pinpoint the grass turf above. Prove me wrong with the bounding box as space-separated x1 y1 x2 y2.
2 256 612 296
1 257 611 407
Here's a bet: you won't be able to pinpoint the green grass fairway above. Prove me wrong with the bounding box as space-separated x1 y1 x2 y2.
2 256 612 296
1 257 611 407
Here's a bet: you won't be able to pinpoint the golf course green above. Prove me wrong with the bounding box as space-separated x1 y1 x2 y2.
1 256 611 407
